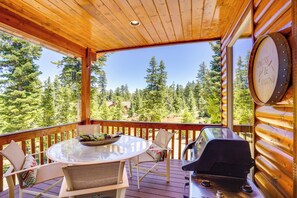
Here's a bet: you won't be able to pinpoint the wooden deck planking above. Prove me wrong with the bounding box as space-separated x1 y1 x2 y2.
0 159 188 198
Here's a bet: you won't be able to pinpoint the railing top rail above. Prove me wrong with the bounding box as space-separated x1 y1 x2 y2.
0 122 81 145
92 119 221 126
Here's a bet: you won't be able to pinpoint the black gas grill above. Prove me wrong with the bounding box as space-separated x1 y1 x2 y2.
182 126 263 197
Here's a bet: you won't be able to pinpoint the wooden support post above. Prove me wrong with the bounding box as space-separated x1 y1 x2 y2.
81 48 95 124
226 46 233 130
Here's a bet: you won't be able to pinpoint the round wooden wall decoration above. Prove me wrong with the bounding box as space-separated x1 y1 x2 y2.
248 32 291 105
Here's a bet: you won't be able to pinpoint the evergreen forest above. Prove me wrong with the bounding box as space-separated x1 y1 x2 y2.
0 33 252 134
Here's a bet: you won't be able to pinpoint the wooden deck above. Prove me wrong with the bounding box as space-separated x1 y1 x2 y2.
0 159 188 198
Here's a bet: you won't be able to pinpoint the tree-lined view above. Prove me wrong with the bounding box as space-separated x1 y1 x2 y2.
0 33 252 134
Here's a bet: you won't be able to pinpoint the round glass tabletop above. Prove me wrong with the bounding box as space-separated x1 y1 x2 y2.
46 135 150 164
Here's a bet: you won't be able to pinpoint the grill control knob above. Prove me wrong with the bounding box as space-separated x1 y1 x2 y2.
216 190 224 198
242 184 253 193
200 179 211 187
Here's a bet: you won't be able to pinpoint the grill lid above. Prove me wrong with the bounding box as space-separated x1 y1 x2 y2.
182 127 253 179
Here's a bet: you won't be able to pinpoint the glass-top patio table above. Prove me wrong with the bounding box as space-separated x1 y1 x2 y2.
46 135 150 164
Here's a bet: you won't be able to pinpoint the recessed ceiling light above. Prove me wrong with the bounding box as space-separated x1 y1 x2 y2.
130 20 140 27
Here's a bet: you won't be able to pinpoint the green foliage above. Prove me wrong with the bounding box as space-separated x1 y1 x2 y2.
181 109 195 123
204 41 221 123
140 57 168 121
233 53 253 124
0 34 249 131
41 77 55 126
0 33 42 133
111 96 124 120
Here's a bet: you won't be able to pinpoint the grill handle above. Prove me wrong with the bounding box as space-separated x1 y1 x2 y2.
181 141 195 166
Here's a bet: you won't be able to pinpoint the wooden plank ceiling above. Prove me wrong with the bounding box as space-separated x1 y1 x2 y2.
0 0 247 56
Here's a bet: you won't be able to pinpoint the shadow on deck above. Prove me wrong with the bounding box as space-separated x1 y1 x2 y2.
0 159 187 198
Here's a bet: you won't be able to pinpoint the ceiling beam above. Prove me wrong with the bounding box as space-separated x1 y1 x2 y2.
95 37 220 54
0 6 85 57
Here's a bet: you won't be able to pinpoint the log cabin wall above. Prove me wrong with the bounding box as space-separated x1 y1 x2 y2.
221 0 293 197
253 0 293 197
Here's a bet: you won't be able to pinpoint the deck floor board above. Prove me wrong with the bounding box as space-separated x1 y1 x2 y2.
0 159 188 198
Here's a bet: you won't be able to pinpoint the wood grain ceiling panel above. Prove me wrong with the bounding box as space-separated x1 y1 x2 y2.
201 0 217 38
111 0 154 44
153 0 176 42
192 0 205 39
100 0 150 44
166 0 184 40
0 0 249 55
0 0 89 48
141 0 169 42
127 0 161 43
34 0 109 50
180 0 192 40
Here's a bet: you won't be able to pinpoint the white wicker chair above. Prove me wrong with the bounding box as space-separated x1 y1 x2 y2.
76 124 100 136
129 129 174 189
0 140 64 198
59 161 128 198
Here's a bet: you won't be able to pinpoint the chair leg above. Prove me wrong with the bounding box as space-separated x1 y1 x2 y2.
116 188 126 198
166 150 171 183
19 187 23 198
129 159 133 177
6 175 15 198
136 156 140 190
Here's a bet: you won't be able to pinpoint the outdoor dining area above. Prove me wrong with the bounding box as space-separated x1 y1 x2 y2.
0 0 296 197
0 125 178 198
0 124 256 198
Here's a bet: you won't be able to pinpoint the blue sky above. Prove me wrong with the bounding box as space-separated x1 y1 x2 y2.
37 39 252 92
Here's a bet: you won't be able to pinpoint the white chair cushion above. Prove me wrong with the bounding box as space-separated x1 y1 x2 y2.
146 143 165 162
21 154 37 187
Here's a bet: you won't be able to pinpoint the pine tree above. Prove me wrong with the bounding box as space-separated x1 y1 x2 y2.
0 33 42 132
196 62 209 117
234 53 253 124
41 77 55 126
99 99 111 120
145 56 158 91
204 41 221 123
53 76 63 123
112 96 124 120
181 108 195 123
184 81 196 111
140 57 167 122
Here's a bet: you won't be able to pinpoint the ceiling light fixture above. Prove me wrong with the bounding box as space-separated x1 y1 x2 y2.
130 20 140 27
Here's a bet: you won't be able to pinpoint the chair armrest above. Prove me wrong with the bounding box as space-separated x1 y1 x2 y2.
3 162 61 178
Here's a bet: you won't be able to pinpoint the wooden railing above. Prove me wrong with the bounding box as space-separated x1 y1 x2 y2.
0 120 252 192
0 122 80 192
92 120 253 160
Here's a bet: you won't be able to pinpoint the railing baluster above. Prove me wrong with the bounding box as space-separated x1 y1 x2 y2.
128 127 131 136
60 131 64 142
66 130 69 140
152 128 155 141
39 137 44 165
171 130 174 159
178 130 181 160
145 128 148 140
31 138 35 154
21 141 26 155
185 130 189 160
54 133 58 144
47 135 52 163
47 135 51 147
